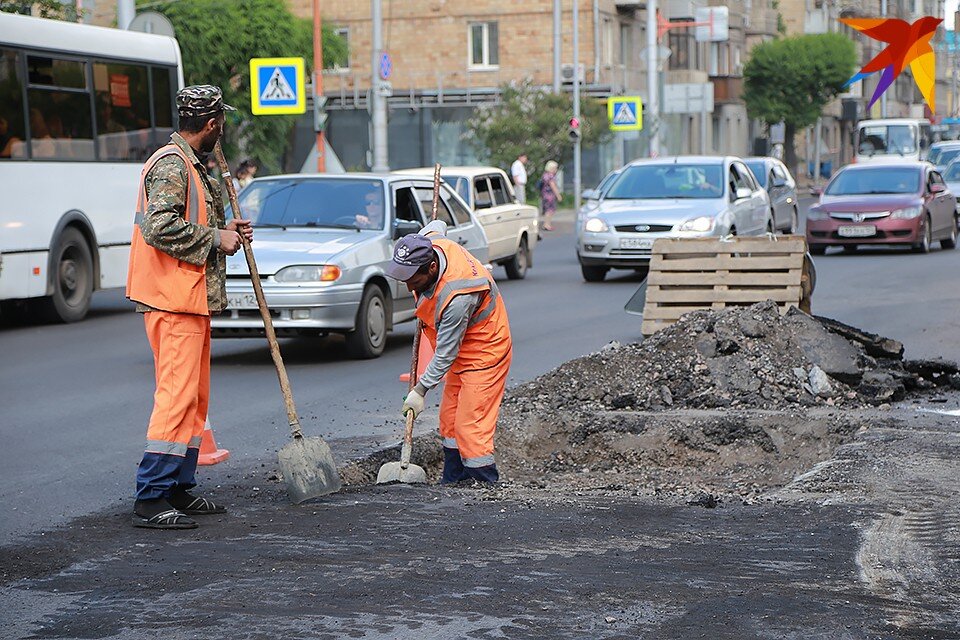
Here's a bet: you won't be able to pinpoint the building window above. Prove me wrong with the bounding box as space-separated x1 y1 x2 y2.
469 22 499 68
619 22 633 66
331 27 349 71
668 25 693 70
602 18 614 67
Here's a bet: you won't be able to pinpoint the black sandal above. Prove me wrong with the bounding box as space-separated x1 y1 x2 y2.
171 493 227 515
132 509 198 530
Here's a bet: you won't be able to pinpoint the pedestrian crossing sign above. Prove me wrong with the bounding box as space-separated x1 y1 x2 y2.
608 96 643 131
250 57 306 115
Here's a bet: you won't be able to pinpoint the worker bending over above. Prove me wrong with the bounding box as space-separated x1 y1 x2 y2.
386 221 512 483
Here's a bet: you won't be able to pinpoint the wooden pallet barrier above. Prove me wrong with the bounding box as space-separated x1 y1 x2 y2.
640 235 808 336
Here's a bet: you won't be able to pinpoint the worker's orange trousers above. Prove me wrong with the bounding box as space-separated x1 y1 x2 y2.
135 311 210 500
438 352 511 469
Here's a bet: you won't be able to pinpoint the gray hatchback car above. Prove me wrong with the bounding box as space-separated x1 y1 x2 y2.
211 174 489 358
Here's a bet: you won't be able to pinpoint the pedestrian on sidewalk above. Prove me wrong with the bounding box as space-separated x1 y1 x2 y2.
539 160 562 231
510 153 528 204
385 221 513 484
126 85 253 530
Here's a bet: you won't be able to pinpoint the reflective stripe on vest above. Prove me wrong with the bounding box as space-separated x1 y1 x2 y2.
133 147 203 225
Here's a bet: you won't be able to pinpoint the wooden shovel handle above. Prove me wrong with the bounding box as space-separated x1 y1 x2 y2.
214 142 303 438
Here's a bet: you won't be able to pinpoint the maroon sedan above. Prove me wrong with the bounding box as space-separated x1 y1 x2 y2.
806 163 958 254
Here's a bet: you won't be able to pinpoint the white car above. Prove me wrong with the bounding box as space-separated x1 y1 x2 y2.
400 166 539 279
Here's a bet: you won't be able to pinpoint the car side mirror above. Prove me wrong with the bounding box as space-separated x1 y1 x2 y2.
930 182 946 194
581 188 598 200
393 219 421 240
735 187 752 200
771 177 786 188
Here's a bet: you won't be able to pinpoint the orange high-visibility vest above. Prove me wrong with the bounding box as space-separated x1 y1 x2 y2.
415 238 511 374
126 144 210 315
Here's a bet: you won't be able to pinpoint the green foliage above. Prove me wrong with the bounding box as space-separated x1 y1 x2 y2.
1 0 81 21
146 0 345 172
467 81 612 197
744 33 856 131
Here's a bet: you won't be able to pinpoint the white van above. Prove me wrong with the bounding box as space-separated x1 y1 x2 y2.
855 118 932 164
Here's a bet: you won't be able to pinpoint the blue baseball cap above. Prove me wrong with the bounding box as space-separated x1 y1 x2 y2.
386 234 435 281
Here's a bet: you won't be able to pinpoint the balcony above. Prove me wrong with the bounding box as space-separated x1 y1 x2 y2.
711 75 743 103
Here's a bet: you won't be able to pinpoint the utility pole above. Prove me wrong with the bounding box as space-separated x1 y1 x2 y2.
313 0 325 172
646 0 659 157
881 0 887 118
553 0 562 94
117 0 134 30
370 0 389 172
573 0 582 213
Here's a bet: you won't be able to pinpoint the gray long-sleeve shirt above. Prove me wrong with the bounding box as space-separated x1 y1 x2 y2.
415 221 481 394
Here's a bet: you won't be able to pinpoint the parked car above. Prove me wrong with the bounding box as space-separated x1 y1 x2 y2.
806 162 957 255
744 156 800 233
941 159 960 218
400 166 538 279
577 167 623 231
211 174 489 358
576 156 773 282
924 140 960 171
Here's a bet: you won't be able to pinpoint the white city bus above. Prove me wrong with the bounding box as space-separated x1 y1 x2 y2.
854 118 932 164
0 12 183 322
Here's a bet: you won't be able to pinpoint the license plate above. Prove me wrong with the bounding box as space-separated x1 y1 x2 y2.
227 293 259 309
620 237 655 249
837 225 877 238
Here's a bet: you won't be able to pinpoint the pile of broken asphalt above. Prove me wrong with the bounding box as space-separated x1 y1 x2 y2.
3 301 960 638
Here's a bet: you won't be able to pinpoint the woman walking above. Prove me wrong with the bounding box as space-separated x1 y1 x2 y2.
539 160 562 231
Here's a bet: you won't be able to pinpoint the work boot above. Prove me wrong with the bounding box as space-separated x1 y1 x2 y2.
440 447 467 484
168 488 227 515
132 498 197 530
464 464 499 483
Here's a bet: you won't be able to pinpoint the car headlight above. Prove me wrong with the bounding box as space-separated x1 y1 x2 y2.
274 265 341 282
890 205 923 219
806 207 827 221
678 216 715 232
584 217 609 233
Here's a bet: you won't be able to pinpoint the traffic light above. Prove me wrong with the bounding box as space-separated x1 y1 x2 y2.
568 116 581 142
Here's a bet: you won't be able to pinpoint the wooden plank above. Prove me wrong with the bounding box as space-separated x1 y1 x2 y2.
645 286 801 304
653 237 807 255
649 254 804 272
648 270 801 286
641 301 796 329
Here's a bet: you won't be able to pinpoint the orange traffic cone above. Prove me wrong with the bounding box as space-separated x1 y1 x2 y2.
198 417 230 465
399 330 433 383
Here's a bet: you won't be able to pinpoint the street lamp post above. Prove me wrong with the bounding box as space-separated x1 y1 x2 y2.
370 0 389 172
573 0 581 213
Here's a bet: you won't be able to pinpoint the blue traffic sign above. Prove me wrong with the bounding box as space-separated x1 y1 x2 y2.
608 96 643 132
379 52 392 80
249 57 306 115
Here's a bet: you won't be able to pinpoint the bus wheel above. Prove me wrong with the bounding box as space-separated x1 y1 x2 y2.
37 227 93 323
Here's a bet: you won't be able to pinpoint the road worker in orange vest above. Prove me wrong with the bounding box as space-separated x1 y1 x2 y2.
126 85 253 529
386 221 512 483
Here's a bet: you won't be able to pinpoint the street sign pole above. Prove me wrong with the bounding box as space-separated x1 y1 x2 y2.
572 0 581 214
371 0 389 172
646 0 659 157
312 0 325 172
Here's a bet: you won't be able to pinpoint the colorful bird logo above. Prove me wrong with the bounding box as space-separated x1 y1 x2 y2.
841 16 942 113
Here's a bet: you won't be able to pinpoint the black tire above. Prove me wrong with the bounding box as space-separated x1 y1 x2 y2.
809 244 827 256
36 227 93 323
504 236 530 280
941 220 957 249
912 215 932 253
344 285 387 359
581 264 608 282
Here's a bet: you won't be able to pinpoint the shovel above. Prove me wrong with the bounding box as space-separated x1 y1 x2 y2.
376 325 429 484
214 142 341 503
376 163 443 485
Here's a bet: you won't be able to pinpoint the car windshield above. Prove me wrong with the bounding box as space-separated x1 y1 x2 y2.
944 162 960 181
605 163 724 199
595 170 622 196
858 124 918 156
824 167 921 195
232 179 386 230
937 148 960 166
442 176 470 204
744 161 766 187
928 147 944 165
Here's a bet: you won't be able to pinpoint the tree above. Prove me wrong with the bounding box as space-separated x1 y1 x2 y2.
147 0 346 172
467 81 612 198
1 1 81 21
743 33 856 177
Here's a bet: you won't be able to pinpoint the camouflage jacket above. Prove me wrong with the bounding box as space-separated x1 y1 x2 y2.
135 132 227 314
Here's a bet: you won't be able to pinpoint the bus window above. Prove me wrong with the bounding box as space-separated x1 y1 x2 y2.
152 66 174 150
858 124 917 156
26 54 94 160
0 48 26 159
93 62 151 161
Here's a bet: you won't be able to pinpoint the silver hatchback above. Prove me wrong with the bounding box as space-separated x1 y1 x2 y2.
211 174 489 358
576 156 772 281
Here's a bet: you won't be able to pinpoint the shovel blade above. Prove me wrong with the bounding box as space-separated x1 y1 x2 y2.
376 461 428 485
278 436 342 503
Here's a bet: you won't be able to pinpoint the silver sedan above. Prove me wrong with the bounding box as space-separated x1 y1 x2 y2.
211 174 489 358
576 156 772 281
